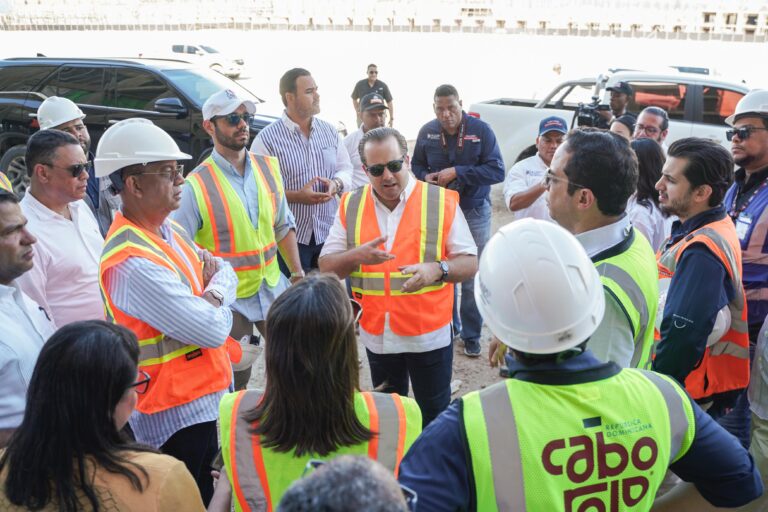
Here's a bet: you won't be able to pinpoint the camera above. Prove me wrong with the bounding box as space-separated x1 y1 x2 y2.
576 96 611 127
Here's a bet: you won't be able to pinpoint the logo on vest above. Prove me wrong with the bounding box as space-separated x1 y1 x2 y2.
541 416 658 511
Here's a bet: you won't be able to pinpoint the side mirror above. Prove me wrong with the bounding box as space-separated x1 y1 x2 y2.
154 97 188 117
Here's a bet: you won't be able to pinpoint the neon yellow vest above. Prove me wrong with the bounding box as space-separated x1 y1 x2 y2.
0 172 12 192
219 389 422 512
462 369 695 511
186 153 283 298
594 228 659 369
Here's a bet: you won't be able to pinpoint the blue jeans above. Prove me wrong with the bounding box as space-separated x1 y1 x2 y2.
710 343 756 450
278 233 323 276
366 342 454 427
454 200 491 344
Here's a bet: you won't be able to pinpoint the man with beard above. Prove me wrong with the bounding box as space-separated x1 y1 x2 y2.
634 106 670 148
175 89 302 390
653 137 750 446
35 96 119 235
252 68 352 274
596 81 635 129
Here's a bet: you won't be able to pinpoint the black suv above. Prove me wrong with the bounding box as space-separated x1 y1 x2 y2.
0 57 278 194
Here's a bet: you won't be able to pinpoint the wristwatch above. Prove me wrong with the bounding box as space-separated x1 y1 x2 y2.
437 260 449 282
208 289 224 307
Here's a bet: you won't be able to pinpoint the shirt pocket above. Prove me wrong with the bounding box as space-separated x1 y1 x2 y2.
320 146 337 179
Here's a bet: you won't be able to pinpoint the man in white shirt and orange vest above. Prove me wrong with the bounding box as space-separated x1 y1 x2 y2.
319 127 478 426
95 118 237 505
174 89 303 390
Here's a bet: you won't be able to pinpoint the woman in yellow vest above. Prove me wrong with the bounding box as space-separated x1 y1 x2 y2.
0 320 205 511
208 273 422 512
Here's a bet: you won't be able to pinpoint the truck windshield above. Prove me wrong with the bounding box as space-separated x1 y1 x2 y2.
163 68 262 107
200 45 219 54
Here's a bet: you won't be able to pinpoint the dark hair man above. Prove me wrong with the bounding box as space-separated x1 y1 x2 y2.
351 64 394 128
596 81 635 129
634 106 670 145
344 92 390 190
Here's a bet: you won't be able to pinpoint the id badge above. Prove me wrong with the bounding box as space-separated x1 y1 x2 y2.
736 213 752 241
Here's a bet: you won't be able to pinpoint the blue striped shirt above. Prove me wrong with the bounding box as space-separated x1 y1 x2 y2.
102 220 237 448
252 111 352 245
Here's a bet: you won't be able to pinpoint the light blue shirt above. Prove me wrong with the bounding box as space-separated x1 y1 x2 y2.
174 149 295 323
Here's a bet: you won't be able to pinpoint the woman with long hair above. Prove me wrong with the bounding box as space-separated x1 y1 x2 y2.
0 320 205 511
628 138 670 250
209 274 422 512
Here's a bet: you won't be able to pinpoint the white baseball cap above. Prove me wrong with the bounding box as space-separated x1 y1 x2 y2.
202 89 256 121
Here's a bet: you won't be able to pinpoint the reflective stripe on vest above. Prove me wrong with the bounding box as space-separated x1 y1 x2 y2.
594 229 658 369
187 153 282 298
656 217 750 400
219 389 422 512
0 172 12 192
462 370 696 511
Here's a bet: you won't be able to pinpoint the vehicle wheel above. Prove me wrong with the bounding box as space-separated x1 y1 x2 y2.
211 64 224 74
0 145 30 197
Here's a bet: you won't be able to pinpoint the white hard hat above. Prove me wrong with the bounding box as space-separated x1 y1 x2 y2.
725 89 768 126
94 118 191 178
35 96 86 130
656 278 730 347
475 219 605 354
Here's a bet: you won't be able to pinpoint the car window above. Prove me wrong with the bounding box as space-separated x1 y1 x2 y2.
0 66 53 93
38 66 105 105
113 69 171 111
172 45 184 53
626 82 687 120
187 46 199 54
162 67 262 107
701 87 745 125
543 83 595 107
200 45 219 54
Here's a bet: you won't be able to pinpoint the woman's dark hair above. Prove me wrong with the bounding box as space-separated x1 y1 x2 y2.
246 273 372 456
630 138 666 213
0 320 155 511
612 114 636 134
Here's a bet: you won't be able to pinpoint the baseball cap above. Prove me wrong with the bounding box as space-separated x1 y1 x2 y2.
538 116 568 136
607 81 634 96
203 89 256 121
360 92 388 112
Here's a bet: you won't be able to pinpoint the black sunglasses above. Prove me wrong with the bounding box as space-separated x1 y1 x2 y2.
42 161 91 178
726 126 768 141
365 158 405 177
214 112 254 127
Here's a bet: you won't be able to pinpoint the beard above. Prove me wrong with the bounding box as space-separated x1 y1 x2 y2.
734 153 755 168
214 124 248 152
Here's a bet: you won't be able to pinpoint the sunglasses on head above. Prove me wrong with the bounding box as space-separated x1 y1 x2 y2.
365 158 405 177
42 161 91 178
214 112 254 127
727 126 768 141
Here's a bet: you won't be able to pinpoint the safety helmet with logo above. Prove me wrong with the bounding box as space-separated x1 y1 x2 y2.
475 219 605 354
35 96 86 130
655 278 730 347
725 89 768 126
94 118 191 179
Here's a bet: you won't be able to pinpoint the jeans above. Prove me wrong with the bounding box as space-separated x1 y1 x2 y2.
161 420 218 506
710 343 756 450
454 199 491 344
366 342 454 427
278 232 323 276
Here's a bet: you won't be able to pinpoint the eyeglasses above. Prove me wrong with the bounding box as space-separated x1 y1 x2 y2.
350 299 363 325
365 158 405 177
726 126 768 141
214 112 254 127
130 370 151 394
634 124 661 135
302 459 417 511
134 164 184 181
544 168 587 190
368 70 378 75
41 161 91 178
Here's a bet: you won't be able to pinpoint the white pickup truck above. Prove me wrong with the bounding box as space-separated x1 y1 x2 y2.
468 70 750 168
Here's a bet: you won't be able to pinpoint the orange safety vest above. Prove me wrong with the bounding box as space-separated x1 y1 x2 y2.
656 215 750 401
99 212 233 414
340 181 457 337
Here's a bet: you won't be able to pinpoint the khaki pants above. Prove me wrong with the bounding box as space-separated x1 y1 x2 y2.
735 413 768 511
230 310 265 391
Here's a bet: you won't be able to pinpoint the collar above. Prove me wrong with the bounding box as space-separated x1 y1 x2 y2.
505 349 621 385
369 173 415 209
735 165 768 188
670 205 726 242
210 148 251 177
281 110 312 134
22 191 80 220
0 280 20 297
575 215 632 258
533 153 549 168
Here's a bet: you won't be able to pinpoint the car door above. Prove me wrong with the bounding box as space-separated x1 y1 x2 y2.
103 66 193 158
689 85 746 149
625 81 694 144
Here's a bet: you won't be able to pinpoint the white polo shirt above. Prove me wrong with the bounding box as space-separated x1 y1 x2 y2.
321 174 477 354
16 193 105 328
503 153 553 222
0 281 55 429
342 125 370 190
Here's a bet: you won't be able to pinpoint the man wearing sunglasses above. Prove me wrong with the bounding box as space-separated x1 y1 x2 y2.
412 84 504 358
175 88 303 390
351 64 394 128
15 129 105 328
320 127 478 427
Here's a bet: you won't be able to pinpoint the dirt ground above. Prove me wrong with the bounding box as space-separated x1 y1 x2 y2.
248 183 515 401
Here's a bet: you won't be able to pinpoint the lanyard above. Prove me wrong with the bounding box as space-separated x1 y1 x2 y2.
729 175 768 219
440 117 466 158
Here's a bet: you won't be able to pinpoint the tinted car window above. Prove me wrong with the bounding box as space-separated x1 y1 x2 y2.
0 66 53 93
162 67 260 107
113 69 170 111
702 87 745 125
627 82 687 121
172 45 184 53
40 66 105 105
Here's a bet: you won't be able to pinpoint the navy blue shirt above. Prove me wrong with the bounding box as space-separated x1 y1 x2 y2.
411 112 504 210
398 350 762 511
85 151 98 208
652 206 736 389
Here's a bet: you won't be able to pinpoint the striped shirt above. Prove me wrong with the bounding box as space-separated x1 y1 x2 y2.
102 220 237 448
252 111 352 245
